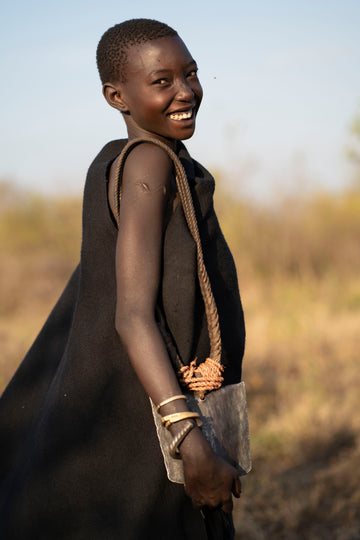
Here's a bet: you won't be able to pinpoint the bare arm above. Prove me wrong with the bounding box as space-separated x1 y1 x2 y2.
113 143 182 404
110 143 240 512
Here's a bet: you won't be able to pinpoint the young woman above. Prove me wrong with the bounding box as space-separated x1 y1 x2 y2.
0 19 246 539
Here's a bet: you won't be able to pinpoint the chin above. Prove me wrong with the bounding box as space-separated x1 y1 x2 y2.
178 132 195 141
175 126 196 141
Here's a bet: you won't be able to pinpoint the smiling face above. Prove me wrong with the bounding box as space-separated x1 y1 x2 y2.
105 35 203 142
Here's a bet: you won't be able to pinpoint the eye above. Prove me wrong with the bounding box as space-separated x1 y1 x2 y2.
187 68 198 78
153 78 169 86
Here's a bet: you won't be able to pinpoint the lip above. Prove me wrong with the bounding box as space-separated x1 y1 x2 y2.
168 105 195 114
167 105 195 116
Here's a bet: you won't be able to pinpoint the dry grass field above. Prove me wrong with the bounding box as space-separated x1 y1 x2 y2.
1 180 359 539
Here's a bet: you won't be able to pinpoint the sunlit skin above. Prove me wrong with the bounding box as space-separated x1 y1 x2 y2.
104 35 241 515
103 35 203 146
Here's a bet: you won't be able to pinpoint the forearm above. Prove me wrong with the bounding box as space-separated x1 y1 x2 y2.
117 314 185 408
116 313 208 449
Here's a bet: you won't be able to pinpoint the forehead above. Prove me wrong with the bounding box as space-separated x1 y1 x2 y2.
125 35 195 75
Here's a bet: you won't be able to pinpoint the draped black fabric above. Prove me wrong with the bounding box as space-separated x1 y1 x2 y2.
0 139 245 539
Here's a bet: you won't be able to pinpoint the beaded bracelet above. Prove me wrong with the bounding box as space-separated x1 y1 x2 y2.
169 420 196 459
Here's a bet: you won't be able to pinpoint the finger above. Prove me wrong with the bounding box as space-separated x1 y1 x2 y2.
232 476 242 498
221 498 233 514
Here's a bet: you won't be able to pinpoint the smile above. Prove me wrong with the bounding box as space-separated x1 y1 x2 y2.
168 110 193 121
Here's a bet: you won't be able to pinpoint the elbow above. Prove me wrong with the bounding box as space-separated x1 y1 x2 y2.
115 305 154 346
115 311 127 339
115 308 132 342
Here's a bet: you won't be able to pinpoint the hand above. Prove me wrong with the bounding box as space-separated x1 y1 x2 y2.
179 427 241 513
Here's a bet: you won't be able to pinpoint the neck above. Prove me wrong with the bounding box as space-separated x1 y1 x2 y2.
124 118 175 150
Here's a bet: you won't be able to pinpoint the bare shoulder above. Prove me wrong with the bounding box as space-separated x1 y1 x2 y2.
108 142 173 216
123 142 173 181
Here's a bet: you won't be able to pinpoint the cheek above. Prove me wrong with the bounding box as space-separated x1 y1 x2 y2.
143 96 171 121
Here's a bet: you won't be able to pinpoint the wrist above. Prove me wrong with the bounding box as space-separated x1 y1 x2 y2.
168 417 195 437
162 411 201 430
178 426 212 462
158 400 189 417
169 420 196 458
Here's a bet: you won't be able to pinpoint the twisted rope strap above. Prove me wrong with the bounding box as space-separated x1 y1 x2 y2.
114 138 224 399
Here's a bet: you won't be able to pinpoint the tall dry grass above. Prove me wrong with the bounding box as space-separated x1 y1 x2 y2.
214 182 360 539
0 179 359 539
0 182 81 389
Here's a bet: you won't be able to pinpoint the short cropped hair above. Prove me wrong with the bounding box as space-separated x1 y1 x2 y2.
96 18 178 84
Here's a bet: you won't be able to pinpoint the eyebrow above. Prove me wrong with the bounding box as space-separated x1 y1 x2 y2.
149 60 197 77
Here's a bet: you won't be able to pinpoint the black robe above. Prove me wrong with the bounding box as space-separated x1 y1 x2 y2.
0 140 245 539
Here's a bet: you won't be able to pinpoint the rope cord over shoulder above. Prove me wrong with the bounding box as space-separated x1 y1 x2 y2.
113 138 223 397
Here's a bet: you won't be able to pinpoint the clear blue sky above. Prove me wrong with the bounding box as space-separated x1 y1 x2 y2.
1 0 360 201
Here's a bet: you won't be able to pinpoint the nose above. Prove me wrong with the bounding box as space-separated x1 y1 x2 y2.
175 77 194 101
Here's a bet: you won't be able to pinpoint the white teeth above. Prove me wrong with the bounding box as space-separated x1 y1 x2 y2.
169 110 192 120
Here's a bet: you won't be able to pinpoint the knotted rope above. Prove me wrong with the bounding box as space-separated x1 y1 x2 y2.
178 358 224 397
114 138 223 398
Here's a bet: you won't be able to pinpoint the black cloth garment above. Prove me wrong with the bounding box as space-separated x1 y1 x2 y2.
0 139 245 539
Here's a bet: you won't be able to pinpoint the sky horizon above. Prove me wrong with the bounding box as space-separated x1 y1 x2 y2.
1 0 360 202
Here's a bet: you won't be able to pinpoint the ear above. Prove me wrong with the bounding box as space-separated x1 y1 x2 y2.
102 83 129 113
